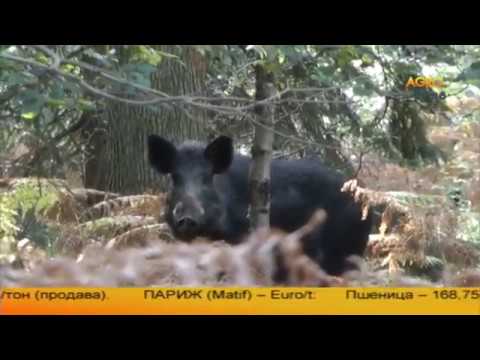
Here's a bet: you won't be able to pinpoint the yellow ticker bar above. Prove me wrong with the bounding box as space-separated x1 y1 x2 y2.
1 288 480 315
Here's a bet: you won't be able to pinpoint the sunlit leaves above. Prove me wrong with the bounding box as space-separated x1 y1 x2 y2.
336 46 359 68
16 89 46 120
43 80 86 110
34 53 50 65
61 63 79 74
77 99 96 111
355 47 376 68
21 112 37 120
262 61 282 75
130 46 166 66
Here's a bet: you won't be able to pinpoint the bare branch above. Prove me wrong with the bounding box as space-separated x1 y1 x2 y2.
0 53 174 106
372 97 390 126
0 48 406 121
66 45 87 59
353 150 365 179
244 113 341 151
32 45 61 69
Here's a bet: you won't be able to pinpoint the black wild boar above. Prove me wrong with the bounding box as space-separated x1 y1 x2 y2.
148 135 372 276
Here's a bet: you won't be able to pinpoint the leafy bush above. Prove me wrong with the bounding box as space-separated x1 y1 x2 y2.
11 181 59 216
2 181 60 256
0 195 19 263
15 206 57 255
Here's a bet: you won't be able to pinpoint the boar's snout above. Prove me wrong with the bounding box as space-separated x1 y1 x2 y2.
171 197 205 238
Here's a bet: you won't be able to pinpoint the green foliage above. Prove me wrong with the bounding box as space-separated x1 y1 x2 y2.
0 182 60 254
353 77 377 96
15 206 57 253
130 45 165 65
0 71 36 86
336 46 359 68
279 45 303 64
312 65 336 83
2 44 480 279
16 89 46 120
1 44 480 182
9 182 59 217
0 195 19 263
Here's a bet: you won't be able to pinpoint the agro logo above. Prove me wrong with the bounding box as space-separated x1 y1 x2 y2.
405 76 447 100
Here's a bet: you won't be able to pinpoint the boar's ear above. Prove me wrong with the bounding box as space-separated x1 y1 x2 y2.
204 136 233 174
148 135 177 174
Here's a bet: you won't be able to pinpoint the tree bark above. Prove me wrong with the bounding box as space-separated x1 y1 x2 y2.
94 45 208 194
248 65 276 230
81 109 106 190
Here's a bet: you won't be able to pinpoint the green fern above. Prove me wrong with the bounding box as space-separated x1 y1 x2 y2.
0 195 19 263
15 206 57 254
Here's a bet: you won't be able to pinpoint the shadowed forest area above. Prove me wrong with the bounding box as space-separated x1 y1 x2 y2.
0 45 479 287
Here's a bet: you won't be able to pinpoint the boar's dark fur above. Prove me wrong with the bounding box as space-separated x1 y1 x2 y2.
148 135 372 276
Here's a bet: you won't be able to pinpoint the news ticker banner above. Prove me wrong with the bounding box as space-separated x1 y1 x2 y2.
1 288 480 315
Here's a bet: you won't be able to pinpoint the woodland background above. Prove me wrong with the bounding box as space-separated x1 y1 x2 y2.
0 45 479 287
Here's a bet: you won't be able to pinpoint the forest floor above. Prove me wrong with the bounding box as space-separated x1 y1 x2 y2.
1 109 479 287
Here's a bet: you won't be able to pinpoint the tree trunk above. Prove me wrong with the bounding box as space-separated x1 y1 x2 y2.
389 99 443 164
81 109 106 190
80 46 109 190
248 65 276 230
93 45 208 194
